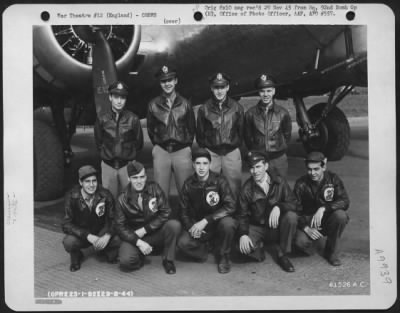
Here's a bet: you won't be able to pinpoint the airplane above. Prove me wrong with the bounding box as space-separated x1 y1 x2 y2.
33 24 367 201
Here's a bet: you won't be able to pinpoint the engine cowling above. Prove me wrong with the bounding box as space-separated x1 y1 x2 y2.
33 25 141 91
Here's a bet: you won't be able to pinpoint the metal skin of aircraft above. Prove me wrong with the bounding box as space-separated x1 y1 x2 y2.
32 24 367 201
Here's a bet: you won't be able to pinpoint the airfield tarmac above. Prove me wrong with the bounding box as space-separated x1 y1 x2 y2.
34 116 369 298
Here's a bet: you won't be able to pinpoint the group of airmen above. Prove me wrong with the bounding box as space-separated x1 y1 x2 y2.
62 65 350 275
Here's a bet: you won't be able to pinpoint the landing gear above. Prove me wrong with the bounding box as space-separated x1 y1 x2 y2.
34 119 64 201
302 103 350 161
293 86 352 161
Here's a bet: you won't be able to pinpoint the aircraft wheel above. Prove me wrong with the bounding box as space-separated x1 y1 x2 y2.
302 103 350 161
34 119 64 201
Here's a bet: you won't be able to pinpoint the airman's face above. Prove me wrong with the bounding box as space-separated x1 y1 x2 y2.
160 77 178 95
79 175 98 195
211 84 229 101
306 162 326 182
129 168 147 192
109 93 127 112
249 160 268 183
193 157 210 180
258 87 275 105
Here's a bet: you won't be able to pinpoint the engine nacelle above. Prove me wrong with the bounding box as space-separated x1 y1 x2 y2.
33 25 141 91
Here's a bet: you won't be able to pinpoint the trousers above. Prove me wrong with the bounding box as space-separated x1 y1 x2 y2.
118 219 182 271
63 232 121 263
152 145 193 199
207 148 242 198
242 211 297 260
177 216 237 261
295 209 349 257
101 161 129 200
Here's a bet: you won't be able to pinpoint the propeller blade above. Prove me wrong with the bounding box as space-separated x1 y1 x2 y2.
92 30 117 118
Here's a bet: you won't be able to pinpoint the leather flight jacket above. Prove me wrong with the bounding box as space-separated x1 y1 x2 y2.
179 171 236 231
293 170 350 229
196 97 244 155
62 185 115 240
244 101 292 160
237 171 297 237
94 109 144 167
115 182 170 245
147 93 196 152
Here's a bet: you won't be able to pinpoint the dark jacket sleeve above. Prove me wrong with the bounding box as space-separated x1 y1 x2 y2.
204 176 236 224
293 180 308 230
325 174 350 212
243 111 254 150
97 189 116 236
133 115 144 151
114 196 140 245
195 106 206 148
236 188 251 237
281 110 292 144
275 179 297 214
179 182 195 231
146 103 156 145
62 191 90 240
94 118 103 152
236 104 245 146
187 102 196 144
143 183 171 234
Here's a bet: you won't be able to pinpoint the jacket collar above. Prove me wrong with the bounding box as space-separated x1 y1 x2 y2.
211 96 230 110
160 92 182 108
125 183 148 203
256 100 278 113
250 170 280 193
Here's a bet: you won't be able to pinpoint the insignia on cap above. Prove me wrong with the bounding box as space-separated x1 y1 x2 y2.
261 74 267 81
117 83 123 89
217 73 223 80
162 66 168 73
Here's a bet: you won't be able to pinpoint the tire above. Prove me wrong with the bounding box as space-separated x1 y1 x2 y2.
34 119 64 201
302 103 350 161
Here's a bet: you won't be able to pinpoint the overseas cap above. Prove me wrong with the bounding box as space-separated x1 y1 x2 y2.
254 73 276 89
209 72 231 87
246 150 269 167
108 81 129 96
79 165 98 181
305 151 326 163
192 147 211 162
155 65 177 81
127 160 145 177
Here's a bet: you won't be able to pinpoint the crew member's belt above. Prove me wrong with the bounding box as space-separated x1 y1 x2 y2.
158 141 188 153
103 159 128 169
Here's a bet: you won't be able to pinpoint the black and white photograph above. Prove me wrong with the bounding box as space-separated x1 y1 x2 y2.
3 3 397 311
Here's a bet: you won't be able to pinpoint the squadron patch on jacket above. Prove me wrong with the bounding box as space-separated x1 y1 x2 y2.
323 185 334 202
148 197 158 212
95 202 105 217
206 191 220 206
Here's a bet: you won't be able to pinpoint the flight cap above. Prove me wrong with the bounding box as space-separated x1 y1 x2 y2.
156 65 177 81
254 73 277 89
108 81 128 96
305 151 326 163
127 161 145 177
79 165 98 181
192 148 211 162
209 72 231 87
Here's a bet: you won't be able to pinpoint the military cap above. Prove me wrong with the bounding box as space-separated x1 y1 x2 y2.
254 73 276 89
79 165 98 181
209 72 231 87
127 160 145 177
246 150 269 167
192 147 211 162
305 151 326 163
108 81 128 96
155 65 177 81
